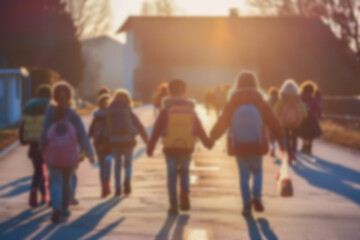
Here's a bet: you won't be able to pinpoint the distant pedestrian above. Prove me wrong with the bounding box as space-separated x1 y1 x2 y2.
204 88 214 115
40 82 95 224
107 89 148 197
89 93 112 198
153 84 169 116
298 81 322 155
210 72 285 217
274 80 307 164
267 86 280 157
147 79 213 215
19 85 52 208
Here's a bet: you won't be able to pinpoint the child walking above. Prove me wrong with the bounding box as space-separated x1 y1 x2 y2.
274 80 307 164
298 81 322 155
89 93 112 197
107 89 148 197
20 85 52 207
147 79 213 215
267 86 280 157
40 82 95 224
210 72 285 216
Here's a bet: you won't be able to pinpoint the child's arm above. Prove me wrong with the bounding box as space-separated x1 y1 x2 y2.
147 109 166 157
39 105 54 153
194 114 213 149
132 113 148 144
210 102 232 141
73 113 95 158
262 102 286 151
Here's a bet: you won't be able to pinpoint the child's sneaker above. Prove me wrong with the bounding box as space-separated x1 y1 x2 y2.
102 179 111 198
29 188 38 208
124 179 131 195
62 209 71 218
252 199 264 212
242 206 252 217
115 188 121 197
70 198 79 205
180 191 190 211
51 210 62 224
168 206 179 215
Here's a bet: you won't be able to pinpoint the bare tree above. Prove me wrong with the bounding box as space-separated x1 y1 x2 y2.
63 0 113 39
247 0 360 59
140 0 179 16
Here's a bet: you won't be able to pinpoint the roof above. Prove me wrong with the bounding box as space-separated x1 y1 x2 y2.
0 68 29 77
117 16 322 33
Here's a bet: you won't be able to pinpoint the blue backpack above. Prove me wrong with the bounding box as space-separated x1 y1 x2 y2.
231 105 263 144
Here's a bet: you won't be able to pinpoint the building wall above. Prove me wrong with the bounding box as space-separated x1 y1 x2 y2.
124 30 141 99
7 76 22 125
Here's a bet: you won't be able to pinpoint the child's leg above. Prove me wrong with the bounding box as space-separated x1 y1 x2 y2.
179 157 191 194
62 167 75 214
48 167 63 212
249 156 263 201
165 155 178 208
123 149 134 180
236 157 252 208
98 154 105 182
113 150 122 191
71 172 78 201
285 129 292 157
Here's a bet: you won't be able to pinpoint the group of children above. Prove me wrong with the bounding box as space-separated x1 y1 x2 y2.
269 79 322 163
20 72 323 224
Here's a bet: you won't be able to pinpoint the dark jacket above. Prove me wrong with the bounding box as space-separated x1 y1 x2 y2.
107 100 148 150
210 89 285 156
147 97 212 157
88 109 111 155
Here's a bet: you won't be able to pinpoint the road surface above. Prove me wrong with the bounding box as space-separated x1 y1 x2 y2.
0 105 359 240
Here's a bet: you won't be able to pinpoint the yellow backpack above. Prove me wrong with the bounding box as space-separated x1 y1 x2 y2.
23 115 45 143
162 103 196 150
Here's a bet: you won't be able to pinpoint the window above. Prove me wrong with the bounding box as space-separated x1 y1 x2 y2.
0 78 4 109
16 77 20 99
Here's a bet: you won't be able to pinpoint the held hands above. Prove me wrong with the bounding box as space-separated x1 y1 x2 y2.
88 156 96 165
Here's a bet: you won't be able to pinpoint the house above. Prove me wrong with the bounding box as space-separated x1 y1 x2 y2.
80 36 125 100
118 16 360 101
0 68 31 129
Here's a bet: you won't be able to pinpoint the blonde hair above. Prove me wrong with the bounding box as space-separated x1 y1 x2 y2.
300 80 318 95
97 93 111 105
280 79 299 97
111 88 133 107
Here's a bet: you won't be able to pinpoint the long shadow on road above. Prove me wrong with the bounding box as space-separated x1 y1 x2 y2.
33 197 124 240
0 176 31 198
244 217 278 240
155 214 190 240
0 206 50 239
275 154 360 205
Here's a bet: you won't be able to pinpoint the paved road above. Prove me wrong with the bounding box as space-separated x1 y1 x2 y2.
0 105 359 240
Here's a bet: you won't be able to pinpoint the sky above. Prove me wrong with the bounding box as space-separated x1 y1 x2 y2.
110 0 252 39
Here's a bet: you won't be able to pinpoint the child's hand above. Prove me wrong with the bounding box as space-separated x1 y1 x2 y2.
146 148 153 157
89 156 96 164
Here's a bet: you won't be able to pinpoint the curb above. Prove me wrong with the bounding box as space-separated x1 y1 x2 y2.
0 141 19 159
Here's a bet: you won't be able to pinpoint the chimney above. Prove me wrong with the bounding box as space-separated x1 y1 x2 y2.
230 8 239 17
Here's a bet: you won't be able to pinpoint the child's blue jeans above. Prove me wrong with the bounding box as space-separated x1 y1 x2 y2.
98 154 112 181
165 155 191 207
112 148 133 189
48 166 74 212
236 156 263 207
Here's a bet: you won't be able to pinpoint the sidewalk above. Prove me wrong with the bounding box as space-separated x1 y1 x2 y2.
0 105 359 240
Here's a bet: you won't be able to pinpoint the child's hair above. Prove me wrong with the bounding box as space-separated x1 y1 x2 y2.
300 80 318 95
268 86 279 99
36 85 52 98
53 81 73 103
236 71 259 89
280 79 299 97
169 79 186 96
97 86 111 97
97 93 111 105
111 88 132 107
